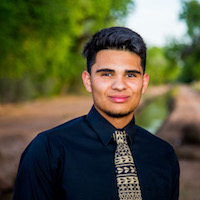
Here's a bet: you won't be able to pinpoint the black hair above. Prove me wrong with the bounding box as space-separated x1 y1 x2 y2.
82 26 147 74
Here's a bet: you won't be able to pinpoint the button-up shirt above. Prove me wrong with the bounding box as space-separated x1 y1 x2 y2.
13 106 179 200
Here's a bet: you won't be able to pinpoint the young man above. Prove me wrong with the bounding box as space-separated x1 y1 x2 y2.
13 27 179 200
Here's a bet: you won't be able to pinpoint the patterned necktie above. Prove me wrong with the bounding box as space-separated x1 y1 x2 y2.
113 130 142 200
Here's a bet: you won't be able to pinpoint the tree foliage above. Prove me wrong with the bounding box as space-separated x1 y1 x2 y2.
165 0 200 83
147 47 180 85
0 0 133 102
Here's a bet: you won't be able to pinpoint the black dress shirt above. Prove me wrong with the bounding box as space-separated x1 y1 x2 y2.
13 106 179 200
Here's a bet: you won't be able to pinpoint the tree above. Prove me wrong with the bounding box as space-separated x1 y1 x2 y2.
165 0 200 83
0 0 133 102
147 47 180 85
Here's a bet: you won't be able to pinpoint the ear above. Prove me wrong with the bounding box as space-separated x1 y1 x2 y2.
142 73 149 94
82 71 92 93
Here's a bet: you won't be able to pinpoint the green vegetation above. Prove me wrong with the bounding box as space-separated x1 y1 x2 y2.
165 0 200 83
146 47 180 85
1 0 200 103
0 0 133 102
146 0 200 86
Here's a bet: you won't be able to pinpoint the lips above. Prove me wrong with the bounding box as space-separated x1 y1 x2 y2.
109 95 129 103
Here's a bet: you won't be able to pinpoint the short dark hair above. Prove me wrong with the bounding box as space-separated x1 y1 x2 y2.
82 26 147 74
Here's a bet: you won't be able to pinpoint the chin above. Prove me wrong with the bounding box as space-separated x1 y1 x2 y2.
104 109 133 118
95 103 135 119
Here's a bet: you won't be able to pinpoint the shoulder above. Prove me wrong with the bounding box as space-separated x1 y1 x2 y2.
135 125 176 155
40 115 88 141
135 125 179 169
44 115 87 135
22 115 87 160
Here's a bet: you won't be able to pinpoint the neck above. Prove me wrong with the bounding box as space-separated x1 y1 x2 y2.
95 106 134 129
107 116 133 129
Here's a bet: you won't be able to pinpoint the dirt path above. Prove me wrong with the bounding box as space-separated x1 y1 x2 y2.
0 85 199 200
0 96 93 194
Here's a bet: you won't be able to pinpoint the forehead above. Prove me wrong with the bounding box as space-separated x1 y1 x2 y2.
92 49 142 72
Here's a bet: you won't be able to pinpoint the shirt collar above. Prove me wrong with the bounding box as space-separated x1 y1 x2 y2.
86 106 136 146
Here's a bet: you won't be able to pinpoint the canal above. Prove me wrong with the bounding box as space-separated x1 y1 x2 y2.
135 93 171 134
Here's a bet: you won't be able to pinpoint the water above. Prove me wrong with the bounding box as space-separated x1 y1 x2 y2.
135 94 170 134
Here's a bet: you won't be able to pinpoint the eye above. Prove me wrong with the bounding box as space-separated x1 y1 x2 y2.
102 73 112 77
126 73 136 78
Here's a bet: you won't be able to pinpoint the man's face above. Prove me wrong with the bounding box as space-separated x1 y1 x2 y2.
82 49 149 119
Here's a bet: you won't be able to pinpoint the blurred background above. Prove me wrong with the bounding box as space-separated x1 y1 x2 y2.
0 0 200 199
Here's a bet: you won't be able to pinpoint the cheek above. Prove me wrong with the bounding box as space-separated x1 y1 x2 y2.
91 84 103 98
129 81 143 92
91 79 109 93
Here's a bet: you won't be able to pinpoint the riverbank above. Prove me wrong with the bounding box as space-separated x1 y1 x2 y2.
157 85 200 200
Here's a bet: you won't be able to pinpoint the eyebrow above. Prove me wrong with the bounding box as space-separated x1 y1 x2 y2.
95 68 114 73
125 70 141 75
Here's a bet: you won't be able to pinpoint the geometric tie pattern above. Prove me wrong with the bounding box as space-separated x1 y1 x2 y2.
113 130 142 200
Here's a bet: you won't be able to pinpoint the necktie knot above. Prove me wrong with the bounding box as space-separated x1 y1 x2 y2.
113 130 127 145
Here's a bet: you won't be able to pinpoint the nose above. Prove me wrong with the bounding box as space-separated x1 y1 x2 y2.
111 76 127 91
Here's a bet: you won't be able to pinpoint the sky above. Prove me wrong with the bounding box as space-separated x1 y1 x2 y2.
125 0 187 47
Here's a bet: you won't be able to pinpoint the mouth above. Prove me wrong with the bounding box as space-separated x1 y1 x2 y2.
109 95 130 103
